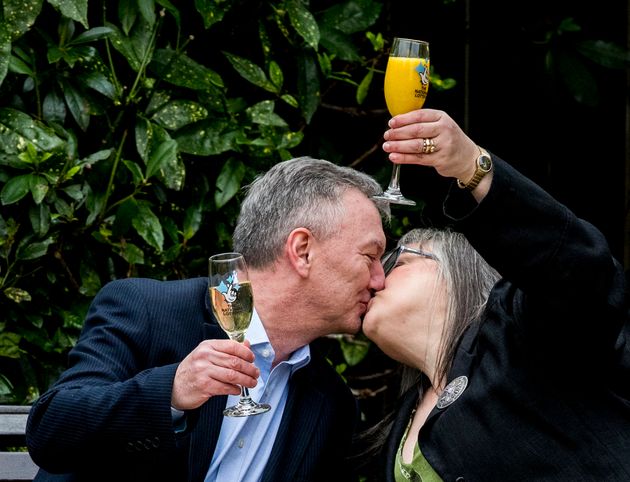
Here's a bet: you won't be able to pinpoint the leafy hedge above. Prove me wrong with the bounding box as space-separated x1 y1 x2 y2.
0 0 407 403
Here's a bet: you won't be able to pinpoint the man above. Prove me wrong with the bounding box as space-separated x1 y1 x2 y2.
26 157 390 482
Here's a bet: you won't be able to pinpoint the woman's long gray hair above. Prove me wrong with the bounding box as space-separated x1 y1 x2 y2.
233 156 390 269
398 227 499 387
353 226 500 465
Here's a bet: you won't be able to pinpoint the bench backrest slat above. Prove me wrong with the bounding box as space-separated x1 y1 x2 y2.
0 406 38 482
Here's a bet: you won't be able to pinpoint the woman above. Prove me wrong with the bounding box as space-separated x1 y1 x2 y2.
360 109 630 481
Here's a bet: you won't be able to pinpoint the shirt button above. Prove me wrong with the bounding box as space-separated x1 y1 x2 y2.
262 349 271 358
238 439 245 448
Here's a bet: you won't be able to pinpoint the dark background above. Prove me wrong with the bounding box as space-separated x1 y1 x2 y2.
310 0 629 264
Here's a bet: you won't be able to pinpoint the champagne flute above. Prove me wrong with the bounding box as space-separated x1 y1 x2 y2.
373 37 430 206
208 252 271 417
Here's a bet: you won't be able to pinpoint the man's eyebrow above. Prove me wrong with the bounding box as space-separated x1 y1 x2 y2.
370 238 386 253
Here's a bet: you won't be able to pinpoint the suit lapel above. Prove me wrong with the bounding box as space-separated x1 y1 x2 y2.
424 321 480 424
261 361 326 482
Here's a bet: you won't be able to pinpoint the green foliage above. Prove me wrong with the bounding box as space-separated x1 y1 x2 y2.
541 17 630 106
0 0 392 402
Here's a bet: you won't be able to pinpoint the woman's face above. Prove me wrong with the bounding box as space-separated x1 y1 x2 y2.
362 243 447 369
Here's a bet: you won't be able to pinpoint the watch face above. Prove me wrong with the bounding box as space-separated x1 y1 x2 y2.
479 155 492 171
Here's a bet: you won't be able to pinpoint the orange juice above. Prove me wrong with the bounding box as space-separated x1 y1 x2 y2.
384 56 430 116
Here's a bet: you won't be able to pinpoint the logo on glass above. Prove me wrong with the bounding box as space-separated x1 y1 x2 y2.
217 271 240 304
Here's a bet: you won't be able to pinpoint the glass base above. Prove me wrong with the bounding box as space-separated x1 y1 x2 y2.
372 189 416 206
223 398 271 417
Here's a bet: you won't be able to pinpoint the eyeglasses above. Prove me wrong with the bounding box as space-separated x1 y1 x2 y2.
381 245 438 276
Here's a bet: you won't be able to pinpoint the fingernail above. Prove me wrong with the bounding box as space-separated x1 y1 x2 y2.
383 142 390 151
388 119 394 127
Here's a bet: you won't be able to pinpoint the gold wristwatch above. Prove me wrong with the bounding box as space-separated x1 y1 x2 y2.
456 146 492 191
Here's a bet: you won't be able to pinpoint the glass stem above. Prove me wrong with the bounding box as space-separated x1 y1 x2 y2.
387 164 402 190
240 386 254 401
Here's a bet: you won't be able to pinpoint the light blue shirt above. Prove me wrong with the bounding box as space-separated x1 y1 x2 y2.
205 309 311 482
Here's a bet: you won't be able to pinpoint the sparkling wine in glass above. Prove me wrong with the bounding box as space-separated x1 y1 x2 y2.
208 252 271 417
373 37 430 206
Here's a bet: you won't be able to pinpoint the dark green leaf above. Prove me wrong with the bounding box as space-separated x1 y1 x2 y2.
146 138 178 179
195 0 233 28
29 203 51 237
3 0 43 41
118 0 138 35
85 188 105 226
123 160 145 186
132 202 164 251
68 26 115 45
43 89 67 124
576 40 630 70
296 51 320 123
281 94 299 108
556 49 599 106
0 332 22 358
183 204 203 240
1 174 31 205
356 69 373 104
29 174 49 204
54 197 74 218
138 0 156 26
118 242 145 265
152 100 209 130
17 238 54 260
268 60 283 89
135 117 151 163
247 101 288 127
151 48 224 90
0 27 10 88
319 26 360 62
62 184 85 202
278 130 304 149
79 261 102 296
223 52 278 93
79 148 113 167
318 0 382 34
8 54 34 76
48 0 89 29
339 335 370 366
60 80 91 131
174 119 237 156
3 288 31 304
0 108 66 155
79 72 116 99
286 0 320 50
215 158 245 208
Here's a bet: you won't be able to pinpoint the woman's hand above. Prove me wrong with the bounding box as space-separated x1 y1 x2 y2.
382 109 481 183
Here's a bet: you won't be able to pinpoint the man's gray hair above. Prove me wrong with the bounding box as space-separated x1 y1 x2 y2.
233 156 390 269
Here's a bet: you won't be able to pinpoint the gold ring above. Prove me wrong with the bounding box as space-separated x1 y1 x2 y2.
422 138 436 154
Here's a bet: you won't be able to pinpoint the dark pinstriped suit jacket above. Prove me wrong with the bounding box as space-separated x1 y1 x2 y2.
26 277 358 481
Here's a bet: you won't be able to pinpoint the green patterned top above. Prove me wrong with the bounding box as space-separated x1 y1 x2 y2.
394 412 443 482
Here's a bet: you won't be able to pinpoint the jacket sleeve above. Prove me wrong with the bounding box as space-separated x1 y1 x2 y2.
444 155 627 364
26 279 188 473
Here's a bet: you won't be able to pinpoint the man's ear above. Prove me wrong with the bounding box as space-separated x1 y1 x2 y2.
285 227 313 277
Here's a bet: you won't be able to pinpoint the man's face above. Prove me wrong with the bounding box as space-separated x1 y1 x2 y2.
309 189 386 335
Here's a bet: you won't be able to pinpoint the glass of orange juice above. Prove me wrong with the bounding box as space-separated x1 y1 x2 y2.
374 37 430 206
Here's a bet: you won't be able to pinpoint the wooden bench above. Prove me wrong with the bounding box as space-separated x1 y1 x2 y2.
0 405 39 481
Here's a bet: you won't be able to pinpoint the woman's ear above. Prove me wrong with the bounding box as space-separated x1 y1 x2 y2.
285 227 313 278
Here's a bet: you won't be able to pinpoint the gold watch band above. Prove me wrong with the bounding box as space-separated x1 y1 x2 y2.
456 146 492 191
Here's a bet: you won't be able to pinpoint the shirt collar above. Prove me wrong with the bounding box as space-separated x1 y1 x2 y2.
247 309 311 369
